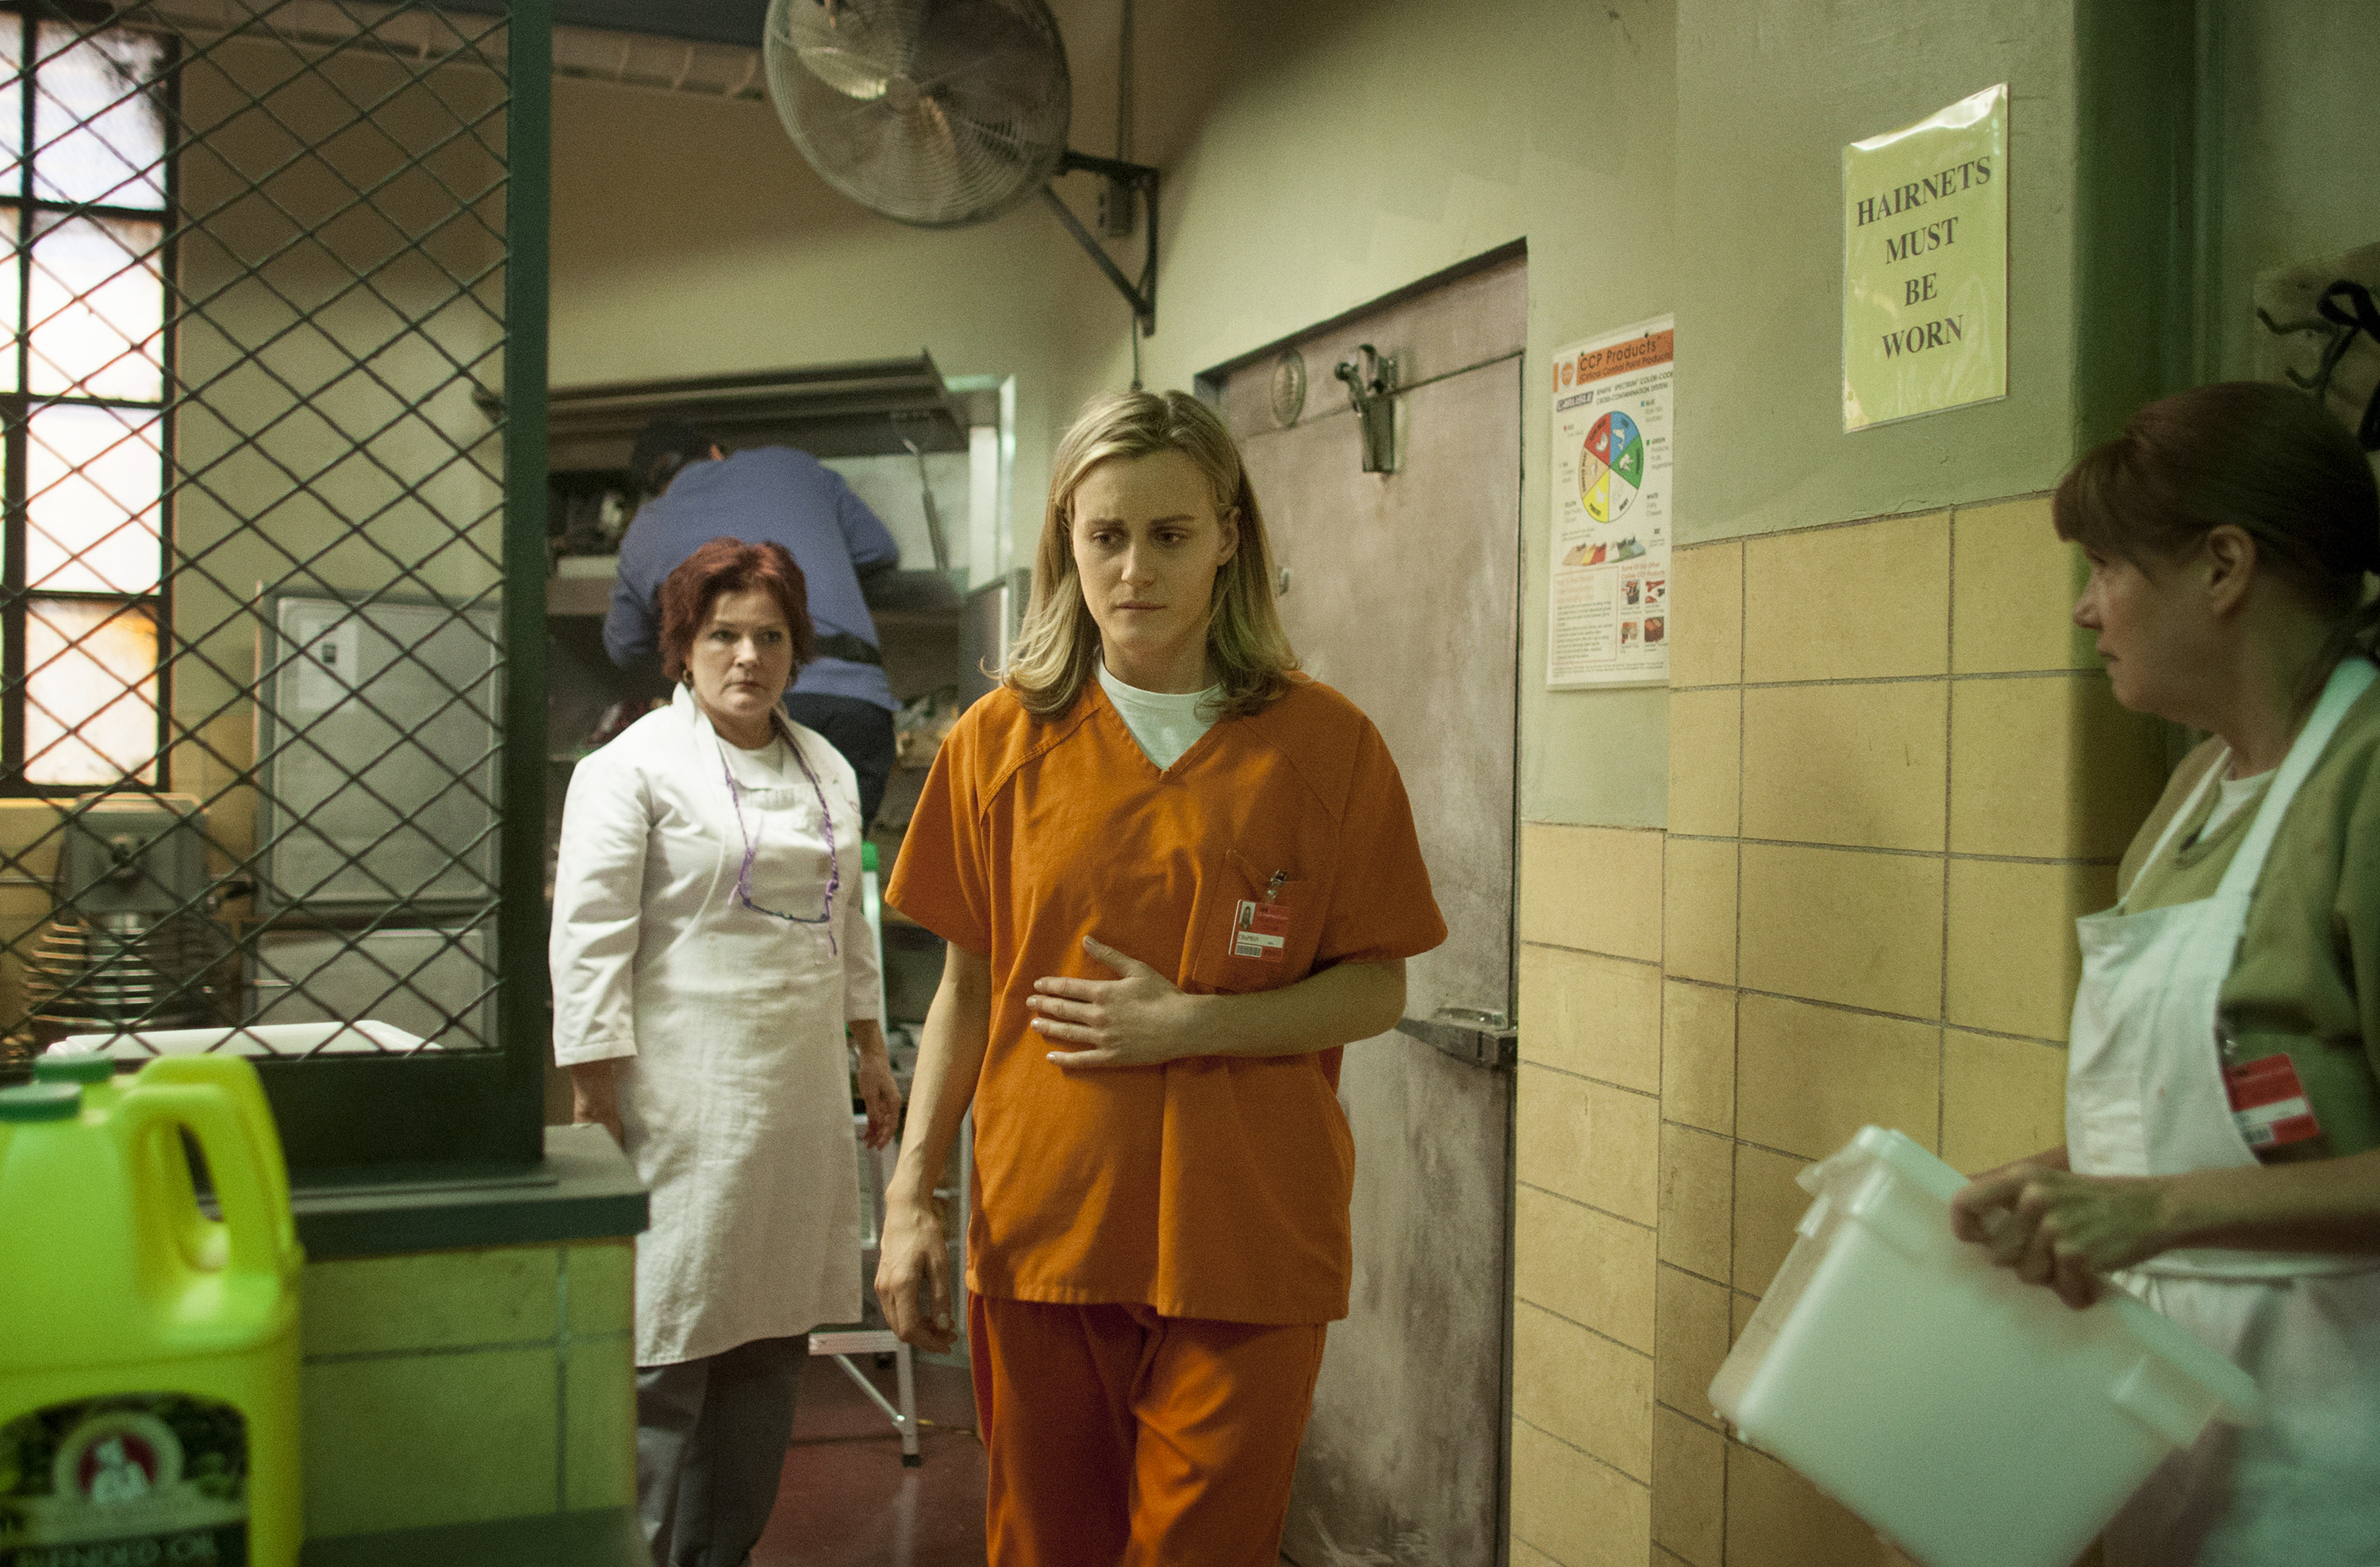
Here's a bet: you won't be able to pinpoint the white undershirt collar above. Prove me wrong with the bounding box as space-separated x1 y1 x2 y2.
2202 766 2273 838
1098 659 1220 770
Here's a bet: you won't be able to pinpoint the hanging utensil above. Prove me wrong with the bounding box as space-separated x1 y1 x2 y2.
900 435 951 571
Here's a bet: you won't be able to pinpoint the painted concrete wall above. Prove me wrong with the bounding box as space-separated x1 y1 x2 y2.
1672 2 2082 545
544 76 1077 567
1672 0 2380 545
1046 0 1681 828
2202 0 2380 380
543 0 1682 825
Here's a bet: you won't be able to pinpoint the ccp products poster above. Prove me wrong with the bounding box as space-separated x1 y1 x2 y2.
1842 83 2008 431
1548 316 1673 689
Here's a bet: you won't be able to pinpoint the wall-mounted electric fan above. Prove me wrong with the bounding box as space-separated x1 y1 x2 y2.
764 0 1158 331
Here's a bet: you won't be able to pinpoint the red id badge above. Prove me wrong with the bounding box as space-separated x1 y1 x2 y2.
1231 899 1291 962
2225 1052 2323 1150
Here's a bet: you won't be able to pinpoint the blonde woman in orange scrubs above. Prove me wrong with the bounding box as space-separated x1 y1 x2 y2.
877 390 1445 1565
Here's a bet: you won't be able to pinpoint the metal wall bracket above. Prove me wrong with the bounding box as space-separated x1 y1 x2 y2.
1045 150 1160 335
1335 344 1398 472
1396 1007 1516 1070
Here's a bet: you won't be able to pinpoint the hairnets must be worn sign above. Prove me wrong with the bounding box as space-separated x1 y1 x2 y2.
1843 83 2007 431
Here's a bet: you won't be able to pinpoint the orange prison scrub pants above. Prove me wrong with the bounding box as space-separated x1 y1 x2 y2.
972 1294 1329 1567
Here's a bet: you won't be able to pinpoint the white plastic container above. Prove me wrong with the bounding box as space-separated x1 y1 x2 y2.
55 1020 431 1057
1709 1127 2263 1567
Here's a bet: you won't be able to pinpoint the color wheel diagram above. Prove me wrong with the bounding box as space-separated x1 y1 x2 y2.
1580 410 1645 524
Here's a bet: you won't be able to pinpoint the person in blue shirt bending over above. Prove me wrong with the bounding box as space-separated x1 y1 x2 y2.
608 417 903 828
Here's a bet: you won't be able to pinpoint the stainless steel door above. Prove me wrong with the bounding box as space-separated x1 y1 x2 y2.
1209 253 1523 1567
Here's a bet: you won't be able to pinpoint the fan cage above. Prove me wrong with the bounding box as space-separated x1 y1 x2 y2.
763 0 1072 231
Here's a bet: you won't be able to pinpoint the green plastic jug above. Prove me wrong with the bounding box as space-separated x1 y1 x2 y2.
0 1073 302 1566
31 1051 300 1276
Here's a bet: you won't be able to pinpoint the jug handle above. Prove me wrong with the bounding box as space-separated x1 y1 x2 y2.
136 1054 297 1263
114 1083 279 1283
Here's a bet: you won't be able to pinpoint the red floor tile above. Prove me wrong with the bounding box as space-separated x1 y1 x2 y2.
750 1353 1299 1566
751 1352 986 1567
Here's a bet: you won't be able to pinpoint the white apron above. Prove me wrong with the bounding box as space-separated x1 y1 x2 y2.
2066 656 2380 1566
551 686 873 1367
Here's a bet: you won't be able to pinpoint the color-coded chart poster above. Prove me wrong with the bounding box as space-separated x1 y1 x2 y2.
1843 83 2008 431
1548 316 1672 689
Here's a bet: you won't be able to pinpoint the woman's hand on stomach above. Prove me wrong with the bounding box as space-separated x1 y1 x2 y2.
1030 936 1207 1068
875 1194 958 1353
1033 939 1408 1067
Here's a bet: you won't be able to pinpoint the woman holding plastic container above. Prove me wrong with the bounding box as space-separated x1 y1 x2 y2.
550 538 902 1567
873 390 1444 1565
1949 382 2380 1564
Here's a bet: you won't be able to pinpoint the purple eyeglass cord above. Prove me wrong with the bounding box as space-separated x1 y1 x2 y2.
717 732 839 953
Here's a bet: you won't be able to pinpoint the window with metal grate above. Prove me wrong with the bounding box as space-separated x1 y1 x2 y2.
0 1 551 1180
2 13 173 791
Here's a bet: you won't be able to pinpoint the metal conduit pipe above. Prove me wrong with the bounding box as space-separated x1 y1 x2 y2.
132 1 771 102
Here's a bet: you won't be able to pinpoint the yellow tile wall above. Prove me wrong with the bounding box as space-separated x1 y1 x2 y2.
1742 513 1948 685
1515 496 2175 1567
1514 823 1662 1562
1520 1063 1661 1224
1516 1185 1657 1351
1513 1304 1653 1481
1653 1404 1726 1566
1662 839 1737 985
1729 1144 1811 1297
1522 823 1665 962
1668 542 1743 690
1521 943 1664 1093
1734 994 1938 1162
1656 1124 1732 1280
1737 843 1943 1018
1726 1444 1916 1567
1511 1415 1655 1567
1667 689 1741 839
1739 683 1946 851
1661 981 1734 1136
299 1239 636 1540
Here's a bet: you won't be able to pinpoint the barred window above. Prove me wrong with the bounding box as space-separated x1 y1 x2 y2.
0 2 545 1178
3 11 173 791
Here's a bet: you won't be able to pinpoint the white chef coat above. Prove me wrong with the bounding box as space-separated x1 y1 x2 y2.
551 684 881 1366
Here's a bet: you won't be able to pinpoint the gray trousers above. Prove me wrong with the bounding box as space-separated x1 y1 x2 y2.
635 1335 805 1567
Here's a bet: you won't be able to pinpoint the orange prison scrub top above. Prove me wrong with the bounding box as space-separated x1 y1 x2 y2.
885 673 1448 1327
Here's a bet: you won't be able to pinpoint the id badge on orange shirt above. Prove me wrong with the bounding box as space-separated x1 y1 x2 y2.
1231 899 1292 962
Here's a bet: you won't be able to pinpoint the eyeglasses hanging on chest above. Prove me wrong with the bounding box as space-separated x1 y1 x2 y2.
716 735 840 951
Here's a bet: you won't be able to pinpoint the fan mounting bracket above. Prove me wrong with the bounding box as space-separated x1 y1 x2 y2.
1048 151 1159 335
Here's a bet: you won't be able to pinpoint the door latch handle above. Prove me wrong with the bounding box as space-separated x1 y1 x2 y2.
1334 344 1399 474
1395 1007 1516 1070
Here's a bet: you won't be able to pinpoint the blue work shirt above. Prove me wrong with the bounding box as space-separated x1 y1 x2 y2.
605 446 901 712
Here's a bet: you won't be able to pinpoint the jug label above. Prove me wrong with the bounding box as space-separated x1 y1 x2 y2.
0 1394 246 1565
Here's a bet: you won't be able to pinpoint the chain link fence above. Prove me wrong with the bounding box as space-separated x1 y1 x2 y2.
0 0 540 1102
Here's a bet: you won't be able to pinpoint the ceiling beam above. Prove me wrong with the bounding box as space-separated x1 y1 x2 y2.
441 1 768 48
